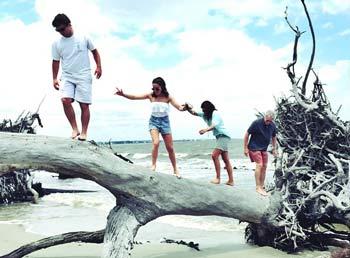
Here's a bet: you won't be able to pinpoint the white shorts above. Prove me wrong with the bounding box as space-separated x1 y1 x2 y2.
60 75 92 104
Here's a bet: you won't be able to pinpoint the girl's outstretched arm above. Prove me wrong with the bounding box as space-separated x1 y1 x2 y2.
169 96 186 111
114 88 151 100
185 103 199 116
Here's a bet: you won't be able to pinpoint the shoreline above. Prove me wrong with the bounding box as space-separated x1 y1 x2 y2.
0 222 332 258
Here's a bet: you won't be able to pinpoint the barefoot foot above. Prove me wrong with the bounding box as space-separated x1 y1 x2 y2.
151 165 156 171
173 172 182 179
78 133 87 141
225 181 234 186
256 187 269 196
210 178 220 184
71 131 80 139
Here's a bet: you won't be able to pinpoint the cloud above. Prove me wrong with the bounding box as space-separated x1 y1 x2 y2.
321 1 350 14
338 29 350 37
0 0 349 142
322 22 333 29
318 60 350 120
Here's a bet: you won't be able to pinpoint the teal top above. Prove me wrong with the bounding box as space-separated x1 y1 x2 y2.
198 110 230 138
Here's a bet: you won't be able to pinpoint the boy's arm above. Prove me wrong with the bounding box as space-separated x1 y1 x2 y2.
52 60 60 90
91 49 102 79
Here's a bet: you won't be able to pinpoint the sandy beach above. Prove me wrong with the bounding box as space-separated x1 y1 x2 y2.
0 223 332 258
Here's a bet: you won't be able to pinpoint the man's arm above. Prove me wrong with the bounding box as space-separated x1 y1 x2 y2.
52 60 60 90
243 132 250 156
271 136 277 156
91 49 102 79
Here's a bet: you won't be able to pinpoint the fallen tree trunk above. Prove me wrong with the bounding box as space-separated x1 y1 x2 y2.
0 230 104 258
0 132 274 257
0 170 38 204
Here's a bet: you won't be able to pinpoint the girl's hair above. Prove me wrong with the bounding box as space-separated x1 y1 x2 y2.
201 100 217 121
152 77 169 97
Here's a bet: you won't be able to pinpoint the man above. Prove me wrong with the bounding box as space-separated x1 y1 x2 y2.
243 110 277 196
51 13 102 141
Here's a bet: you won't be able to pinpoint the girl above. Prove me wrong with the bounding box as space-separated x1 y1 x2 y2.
115 77 185 178
186 101 234 186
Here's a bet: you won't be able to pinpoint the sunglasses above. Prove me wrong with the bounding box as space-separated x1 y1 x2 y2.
152 87 161 91
55 25 67 32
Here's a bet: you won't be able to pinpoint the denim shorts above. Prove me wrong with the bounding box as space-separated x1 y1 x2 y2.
149 115 171 135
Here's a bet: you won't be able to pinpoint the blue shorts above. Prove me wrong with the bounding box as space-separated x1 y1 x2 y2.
149 115 171 135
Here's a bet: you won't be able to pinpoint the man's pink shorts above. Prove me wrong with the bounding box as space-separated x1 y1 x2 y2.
249 150 268 165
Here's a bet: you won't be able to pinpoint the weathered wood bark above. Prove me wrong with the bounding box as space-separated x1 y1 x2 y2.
0 133 270 222
0 230 104 258
102 206 141 258
0 132 273 257
0 170 37 204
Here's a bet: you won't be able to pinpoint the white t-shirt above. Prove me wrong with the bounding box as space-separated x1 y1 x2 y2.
52 35 95 79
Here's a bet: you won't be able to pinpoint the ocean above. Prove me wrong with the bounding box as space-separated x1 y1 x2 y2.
0 139 276 248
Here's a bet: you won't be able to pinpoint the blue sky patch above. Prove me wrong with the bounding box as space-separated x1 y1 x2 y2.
0 0 37 24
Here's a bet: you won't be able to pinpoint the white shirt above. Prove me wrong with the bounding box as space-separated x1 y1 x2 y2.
52 35 95 79
151 102 170 117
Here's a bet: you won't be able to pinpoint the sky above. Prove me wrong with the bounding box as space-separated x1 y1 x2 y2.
0 0 349 141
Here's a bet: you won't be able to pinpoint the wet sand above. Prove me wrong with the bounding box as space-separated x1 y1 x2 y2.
0 223 332 258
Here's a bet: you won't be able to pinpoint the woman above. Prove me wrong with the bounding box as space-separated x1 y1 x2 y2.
186 101 234 186
115 77 185 178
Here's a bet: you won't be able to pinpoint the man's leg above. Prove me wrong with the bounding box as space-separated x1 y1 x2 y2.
211 149 222 184
79 103 90 140
260 164 267 188
254 163 268 195
250 151 268 196
62 98 79 139
259 151 269 191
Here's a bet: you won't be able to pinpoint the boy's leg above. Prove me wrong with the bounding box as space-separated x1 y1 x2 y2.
79 102 90 140
61 98 79 139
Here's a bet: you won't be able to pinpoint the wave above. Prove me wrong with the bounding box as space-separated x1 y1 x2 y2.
157 215 247 232
132 153 151 159
41 192 115 212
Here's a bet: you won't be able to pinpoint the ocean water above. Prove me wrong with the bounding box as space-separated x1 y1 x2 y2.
0 139 274 241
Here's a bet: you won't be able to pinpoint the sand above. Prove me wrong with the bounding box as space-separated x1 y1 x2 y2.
0 223 332 258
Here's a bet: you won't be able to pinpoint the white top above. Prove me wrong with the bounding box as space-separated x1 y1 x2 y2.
151 102 170 117
52 34 95 79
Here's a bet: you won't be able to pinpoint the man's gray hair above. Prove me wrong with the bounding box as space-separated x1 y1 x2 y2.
265 110 275 119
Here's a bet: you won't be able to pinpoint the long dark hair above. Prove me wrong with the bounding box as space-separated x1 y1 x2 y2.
201 100 217 122
152 77 169 97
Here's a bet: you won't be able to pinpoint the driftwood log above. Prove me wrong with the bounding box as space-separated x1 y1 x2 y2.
1 1 349 257
0 132 273 257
